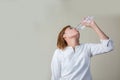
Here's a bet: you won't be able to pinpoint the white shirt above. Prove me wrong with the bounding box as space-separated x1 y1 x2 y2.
51 39 113 80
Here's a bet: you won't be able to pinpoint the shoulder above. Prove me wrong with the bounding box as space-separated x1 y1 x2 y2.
53 48 63 56
52 48 63 61
54 48 62 53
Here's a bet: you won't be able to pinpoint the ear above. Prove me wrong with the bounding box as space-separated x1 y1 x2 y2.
63 34 66 38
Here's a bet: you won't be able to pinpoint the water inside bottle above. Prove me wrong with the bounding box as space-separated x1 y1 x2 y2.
75 16 94 31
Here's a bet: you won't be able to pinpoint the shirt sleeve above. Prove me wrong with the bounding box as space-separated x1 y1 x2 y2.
51 49 61 80
87 39 114 57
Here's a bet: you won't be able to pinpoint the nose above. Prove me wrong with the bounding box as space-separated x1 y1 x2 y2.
73 28 78 31
73 27 76 30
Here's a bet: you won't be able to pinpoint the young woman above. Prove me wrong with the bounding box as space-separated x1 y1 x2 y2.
51 19 113 80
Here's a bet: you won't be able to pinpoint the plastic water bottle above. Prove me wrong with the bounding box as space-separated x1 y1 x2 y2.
75 16 94 30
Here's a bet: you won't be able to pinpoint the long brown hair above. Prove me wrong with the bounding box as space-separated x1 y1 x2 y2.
57 25 71 50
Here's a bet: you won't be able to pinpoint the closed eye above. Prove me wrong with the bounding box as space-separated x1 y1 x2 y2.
70 27 73 29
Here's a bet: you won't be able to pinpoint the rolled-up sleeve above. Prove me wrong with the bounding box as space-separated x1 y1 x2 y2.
87 39 114 57
51 49 61 80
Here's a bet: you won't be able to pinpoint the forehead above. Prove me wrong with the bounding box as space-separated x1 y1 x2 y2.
65 27 72 32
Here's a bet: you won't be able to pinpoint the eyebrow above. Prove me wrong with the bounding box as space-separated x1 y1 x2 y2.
70 27 73 29
68 26 74 29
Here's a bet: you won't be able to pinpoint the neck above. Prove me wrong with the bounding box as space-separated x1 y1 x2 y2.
67 38 80 48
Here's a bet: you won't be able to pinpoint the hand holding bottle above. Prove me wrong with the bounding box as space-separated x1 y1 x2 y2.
75 16 94 30
80 16 98 29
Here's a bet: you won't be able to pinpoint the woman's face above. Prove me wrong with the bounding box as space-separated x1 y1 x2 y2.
63 27 80 39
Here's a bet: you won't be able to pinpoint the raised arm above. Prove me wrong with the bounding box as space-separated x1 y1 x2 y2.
81 19 109 40
81 19 113 56
89 21 109 40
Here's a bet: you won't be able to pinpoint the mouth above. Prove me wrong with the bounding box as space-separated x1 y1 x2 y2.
76 29 79 32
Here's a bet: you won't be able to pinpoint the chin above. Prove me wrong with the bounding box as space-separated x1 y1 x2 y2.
71 34 80 39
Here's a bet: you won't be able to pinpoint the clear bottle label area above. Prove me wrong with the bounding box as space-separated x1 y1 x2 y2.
75 16 94 30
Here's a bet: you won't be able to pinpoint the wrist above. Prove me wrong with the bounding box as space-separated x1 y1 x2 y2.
91 25 99 30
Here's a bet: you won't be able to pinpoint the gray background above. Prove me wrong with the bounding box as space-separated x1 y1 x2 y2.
0 0 120 80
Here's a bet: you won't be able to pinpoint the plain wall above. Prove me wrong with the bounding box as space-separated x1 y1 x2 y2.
0 0 120 80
